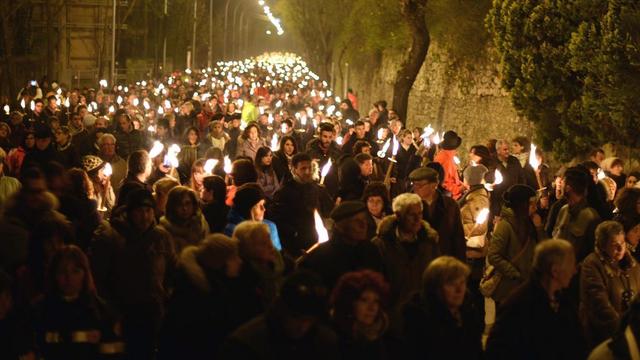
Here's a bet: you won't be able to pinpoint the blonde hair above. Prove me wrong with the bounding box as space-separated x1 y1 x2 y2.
392 193 423 217
422 256 470 295
232 220 271 258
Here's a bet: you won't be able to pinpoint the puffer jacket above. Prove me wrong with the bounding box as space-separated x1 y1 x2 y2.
487 207 546 303
372 215 439 308
580 247 640 347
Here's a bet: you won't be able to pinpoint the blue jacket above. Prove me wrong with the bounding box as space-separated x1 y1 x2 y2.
224 208 282 251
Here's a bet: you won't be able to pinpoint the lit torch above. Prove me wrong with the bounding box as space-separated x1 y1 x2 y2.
223 156 233 174
383 137 400 189
103 163 113 177
320 159 332 185
204 159 219 175
529 143 543 189
149 140 165 159
306 209 329 253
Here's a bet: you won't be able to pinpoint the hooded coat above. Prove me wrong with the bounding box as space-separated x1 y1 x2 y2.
158 213 210 255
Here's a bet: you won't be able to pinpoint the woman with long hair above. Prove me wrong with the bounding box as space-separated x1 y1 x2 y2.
34 245 122 359
254 146 281 199
159 186 210 254
6 130 35 177
272 135 298 182
189 158 206 199
178 126 208 184
81 155 116 218
66 168 101 251
201 175 229 233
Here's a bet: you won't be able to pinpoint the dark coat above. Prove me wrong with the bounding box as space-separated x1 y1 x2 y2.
55 142 82 169
158 247 264 359
220 311 339 360
422 193 467 261
306 138 341 197
491 155 524 216
372 215 440 308
268 178 333 257
21 145 58 171
114 129 145 159
402 293 484 359
34 294 122 360
485 279 587 359
0 304 35 360
115 175 153 209
202 202 230 233
298 233 384 290
337 157 368 201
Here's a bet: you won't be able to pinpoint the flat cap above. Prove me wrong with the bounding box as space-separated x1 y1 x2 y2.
330 201 367 222
409 167 439 183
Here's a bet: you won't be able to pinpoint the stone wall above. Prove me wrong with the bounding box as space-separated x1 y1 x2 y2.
345 43 534 156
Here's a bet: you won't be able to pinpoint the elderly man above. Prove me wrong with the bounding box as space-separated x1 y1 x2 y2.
492 139 524 217
486 239 586 359
410 167 466 260
97 133 126 193
373 193 440 308
298 201 383 289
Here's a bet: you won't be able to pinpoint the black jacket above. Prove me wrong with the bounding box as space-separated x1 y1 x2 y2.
403 293 483 359
485 279 587 359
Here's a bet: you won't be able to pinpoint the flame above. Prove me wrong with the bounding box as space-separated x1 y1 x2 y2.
377 128 385 140
164 144 181 168
143 100 150 110
392 137 399 156
87 103 93 112
320 158 332 178
223 156 233 174
147 125 156 133
133 98 140 107
3 105 9 115
204 159 219 174
432 133 442 145
271 133 279 150
149 140 164 158
157 106 164 114
597 168 606 181
336 136 343 145
423 124 434 137
529 143 540 169
116 96 123 105
378 138 391 158
30 101 35 111
64 97 70 108
103 163 113 177
476 208 490 225
494 169 504 185
108 105 115 113
99 79 108 88
314 209 329 244
454 156 461 165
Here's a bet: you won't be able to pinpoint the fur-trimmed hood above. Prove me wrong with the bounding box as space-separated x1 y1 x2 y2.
377 214 439 244
179 246 212 293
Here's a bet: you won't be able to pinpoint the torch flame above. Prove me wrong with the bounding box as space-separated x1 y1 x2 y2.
494 170 504 185
476 208 490 225
3 105 9 115
103 163 113 177
320 158 332 178
164 144 181 168
204 159 219 175
377 128 385 140
224 156 233 174
392 137 399 156
271 133 279 151
454 156 461 165
432 133 442 145
108 105 115 113
116 96 123 105
314 209 329 244
529 143 540 169
597 168 606 181
378 138 391 158
149 140 165 158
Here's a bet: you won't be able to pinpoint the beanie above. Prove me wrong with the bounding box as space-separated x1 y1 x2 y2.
503 184 537 208
233 183 265 219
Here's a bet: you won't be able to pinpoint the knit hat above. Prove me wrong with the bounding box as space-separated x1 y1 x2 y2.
126 188 155 211
463 164 489 186
503 184 537 207
330 201 367 223
440 130 462 150
197 234 239 270
409 167 439 183
233 183 265 219
82 155 104 173
280 270 328 317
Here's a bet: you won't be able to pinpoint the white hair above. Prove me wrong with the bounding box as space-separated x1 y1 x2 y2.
496 139 510 149
392 193 423 217
97 133 116 146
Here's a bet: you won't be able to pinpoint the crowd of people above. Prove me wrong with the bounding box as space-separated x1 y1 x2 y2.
1 52 640 359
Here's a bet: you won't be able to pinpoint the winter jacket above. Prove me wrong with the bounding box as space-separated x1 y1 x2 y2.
34 294 123 360
224 207 282 251
337 157 368 201
580 248 640 346
552 198 601 262
486 279 587 359
158 213 210 255
158 246 264 359
298 233 384 290
434 149 464 200
236 137 267 161
372 215 440 308
488 207 546 303
90 213 177 311
202 201 230 234
114 129 145 159
491 155 524 216
459 185 490 259
55 142 81 169
268 179 332 257
403 293 483 359
422 192 467 261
